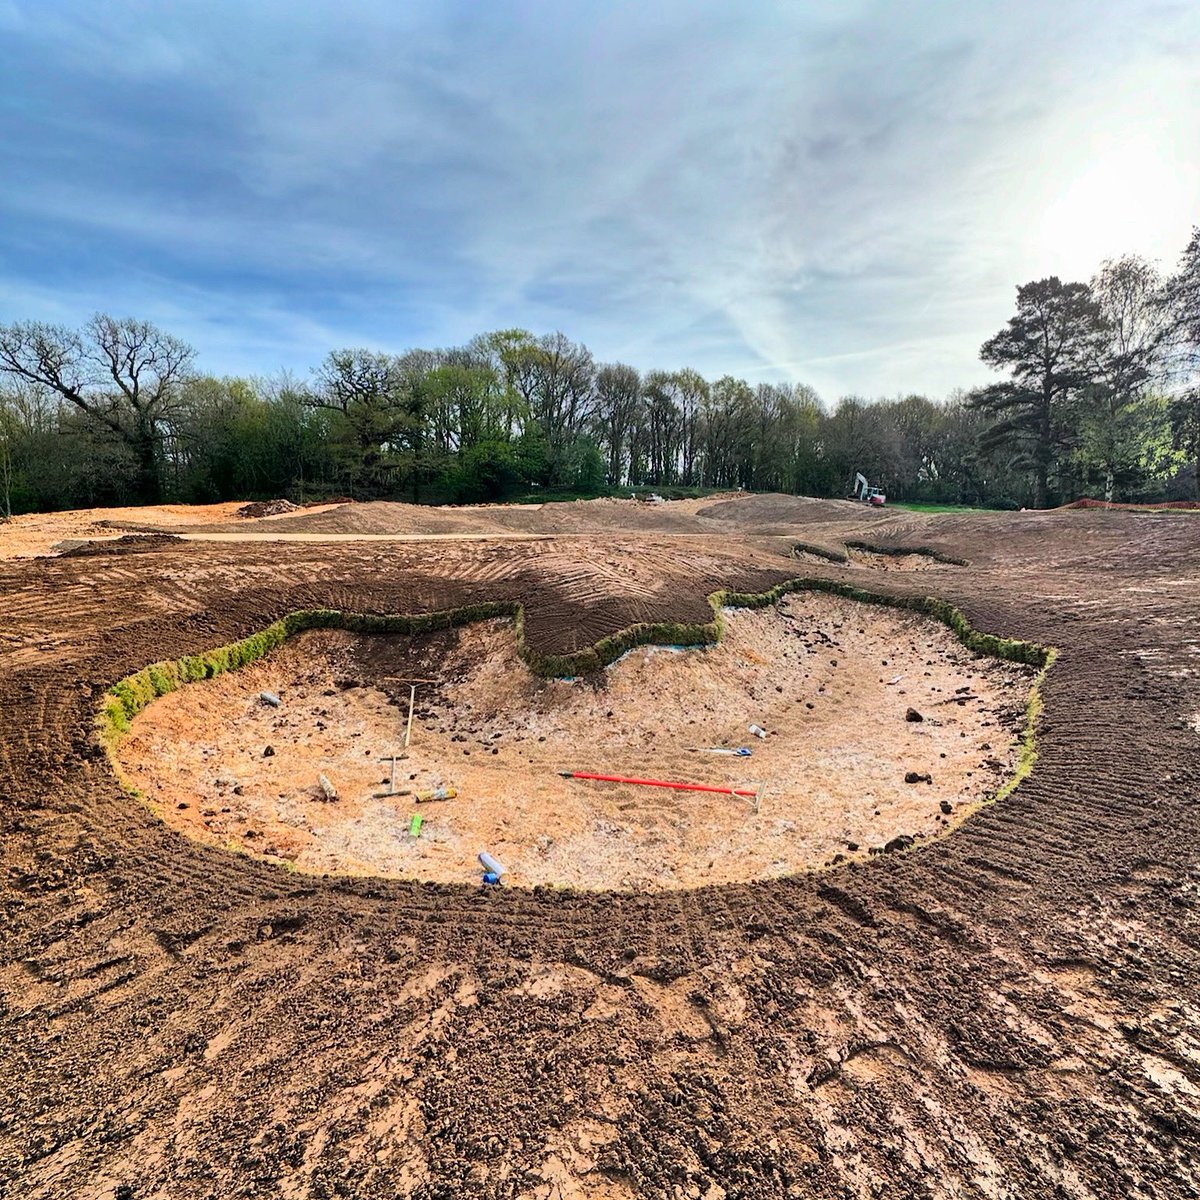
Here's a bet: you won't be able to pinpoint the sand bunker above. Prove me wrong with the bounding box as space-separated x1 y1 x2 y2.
113 593 1036 891
845 547 959 570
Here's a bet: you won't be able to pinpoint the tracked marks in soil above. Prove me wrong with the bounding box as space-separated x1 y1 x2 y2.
3 507 1200 1198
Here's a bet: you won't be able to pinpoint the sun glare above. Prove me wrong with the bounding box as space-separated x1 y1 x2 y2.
1033 94 1196 279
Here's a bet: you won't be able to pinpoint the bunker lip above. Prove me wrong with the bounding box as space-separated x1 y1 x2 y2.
843 541 969 567
102 583 1052 893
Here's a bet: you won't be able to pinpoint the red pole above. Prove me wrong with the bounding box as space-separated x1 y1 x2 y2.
560 771 758 798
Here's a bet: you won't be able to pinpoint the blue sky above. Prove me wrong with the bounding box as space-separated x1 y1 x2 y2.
1 1 1197 401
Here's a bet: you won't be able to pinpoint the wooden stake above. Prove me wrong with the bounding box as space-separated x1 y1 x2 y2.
404 684 417 748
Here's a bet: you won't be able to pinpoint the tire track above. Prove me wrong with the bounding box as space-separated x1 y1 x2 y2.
2 508 1200 1197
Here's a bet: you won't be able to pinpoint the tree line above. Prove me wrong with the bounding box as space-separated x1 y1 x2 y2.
1 230 1198 517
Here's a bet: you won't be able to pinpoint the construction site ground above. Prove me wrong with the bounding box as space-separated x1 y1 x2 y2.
1 491 1199 1199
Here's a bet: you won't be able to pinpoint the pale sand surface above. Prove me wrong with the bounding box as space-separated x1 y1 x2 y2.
114 593 1034 890
0 501 341 559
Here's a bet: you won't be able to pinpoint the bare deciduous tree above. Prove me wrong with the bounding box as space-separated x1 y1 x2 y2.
0 314 194 502
0 395 14 519
593 363 641 484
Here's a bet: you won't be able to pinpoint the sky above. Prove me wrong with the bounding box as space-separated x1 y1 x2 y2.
1 1 1198 402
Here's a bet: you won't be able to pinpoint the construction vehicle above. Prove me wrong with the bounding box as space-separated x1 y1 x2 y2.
852 472 887 507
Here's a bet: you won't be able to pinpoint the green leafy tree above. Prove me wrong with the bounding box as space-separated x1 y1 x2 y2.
423 362 508 455
171 376 264 500
1167 391 1200 499
1162 228 1200 496
569 437 606 492
1076 256 1172 501
821 395 903 496
0 394 15 518
309 349 417 495
454 440 520 501
467 329 535 438
1162 226 1200 358
641 370 683 485
780 383 825 496
700 376 754 487
0 382 57 512
512 422 550 487
974 277 1108 507
522 333 596 485
594 363 642 484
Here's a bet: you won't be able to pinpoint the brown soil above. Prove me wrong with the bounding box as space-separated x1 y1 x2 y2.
113 596 1032 889
59 533 186 557
0 500 341 560
844 547 950 570
145 492 868 541
2 496 1199 1199
237 498 300 519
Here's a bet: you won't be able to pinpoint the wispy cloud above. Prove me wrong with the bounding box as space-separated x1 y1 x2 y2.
1 0 1197 400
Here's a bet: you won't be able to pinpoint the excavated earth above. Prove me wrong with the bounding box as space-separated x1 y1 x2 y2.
111 599 1035 890
1 494 1199 1198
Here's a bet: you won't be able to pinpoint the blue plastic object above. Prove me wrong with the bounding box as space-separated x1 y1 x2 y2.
479 851 506 876
482 871 501 886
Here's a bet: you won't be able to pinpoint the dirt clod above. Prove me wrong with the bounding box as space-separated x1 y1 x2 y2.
237 498 299 519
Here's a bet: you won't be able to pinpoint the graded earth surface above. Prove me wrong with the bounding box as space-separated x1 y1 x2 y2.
1 493 1199 1199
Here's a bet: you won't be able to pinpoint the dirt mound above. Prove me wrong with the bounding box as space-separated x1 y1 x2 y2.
224 500 510 535
237 498 299 519
491 496 716 534
0 500 247 559
1057 497 1200 511
205 495 722 537
136 492 906 541
697 492 866 528
57 533 185 557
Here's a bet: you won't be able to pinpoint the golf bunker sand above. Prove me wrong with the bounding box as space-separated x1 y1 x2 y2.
113 593 1037 891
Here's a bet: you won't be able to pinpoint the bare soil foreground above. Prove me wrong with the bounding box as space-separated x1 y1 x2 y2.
2 493 1199 1198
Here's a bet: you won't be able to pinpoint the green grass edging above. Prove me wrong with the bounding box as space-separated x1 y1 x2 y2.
98 579 1053 762
791 542 850 564
991 654 1055 806
96 601 523 746
708 578 1050 667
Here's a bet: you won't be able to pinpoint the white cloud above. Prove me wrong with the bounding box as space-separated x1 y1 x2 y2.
1 0 1197 398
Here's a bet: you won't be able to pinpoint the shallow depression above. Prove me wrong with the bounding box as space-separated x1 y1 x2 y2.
113 593 1037 891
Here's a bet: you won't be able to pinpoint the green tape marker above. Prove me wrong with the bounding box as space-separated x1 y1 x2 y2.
409 814 423 838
